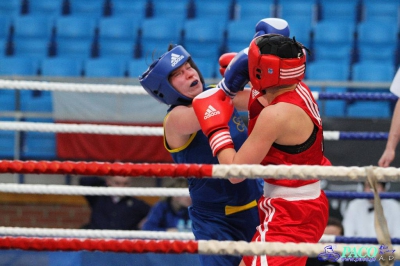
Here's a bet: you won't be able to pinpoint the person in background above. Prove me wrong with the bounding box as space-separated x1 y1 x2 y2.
342 181 400 238
378 67 400 167
79 175 151 230
139 18 290 266
306 217 367 266
142 180 192 232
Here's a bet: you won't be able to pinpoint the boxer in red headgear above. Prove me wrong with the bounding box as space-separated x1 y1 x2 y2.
193 34 330 266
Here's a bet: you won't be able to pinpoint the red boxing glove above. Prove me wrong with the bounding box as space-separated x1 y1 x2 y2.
193 88 234 156
218 52 237 77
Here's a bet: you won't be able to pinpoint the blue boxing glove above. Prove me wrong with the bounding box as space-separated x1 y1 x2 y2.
254 18 290 38
218 48 249 98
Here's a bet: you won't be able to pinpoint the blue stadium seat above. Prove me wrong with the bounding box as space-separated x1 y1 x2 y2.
234 0 274 21
286 17 312 49
127 58 150 79
28 0 64 17
12 15 54 59
277 0 318 26
68 0 106 18
362 1 399 24
193 0 232 22
356 21 399 65
0 90 16 111
347 62 395 118
306 60 350 117
182 18 225 62
0 57 39 75
0 15 11 55
225 19 258 53
140 18 183 59
20 90 53 112
312 21 356 66
84 58 127 77
319 0 359 24
152 0 189 22
0 0 22 17
98 17 141 59
54 16 97 59
193 58 217 79
21 118 56 160
110 0 147 19
41 57 83 77
0 15 11 40
0 118 16 158
0 39 6 57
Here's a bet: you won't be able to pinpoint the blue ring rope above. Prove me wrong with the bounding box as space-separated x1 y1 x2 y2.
333 236 400 244
338 132 388 140
324 191 400 199
316 92 398 101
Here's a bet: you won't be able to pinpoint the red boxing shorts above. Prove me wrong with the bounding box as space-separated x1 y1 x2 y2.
243 188 328 266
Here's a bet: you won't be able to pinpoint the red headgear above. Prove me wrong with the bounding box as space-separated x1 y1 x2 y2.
248 34 307 92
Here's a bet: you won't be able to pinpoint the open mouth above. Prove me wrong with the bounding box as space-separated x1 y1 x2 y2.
190 80 198 87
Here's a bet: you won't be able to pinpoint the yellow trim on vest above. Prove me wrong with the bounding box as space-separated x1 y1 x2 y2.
225 199 258 216
163 113 197 153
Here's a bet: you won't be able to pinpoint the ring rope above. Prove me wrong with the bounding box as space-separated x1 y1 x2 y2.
1 227 400 245
1 183 399 199
314 91 398 101
324 191 400 199
0 184 190 197
1 160 400 182
0 121 390 141
0 236 399 258
319 235 400 245
0 121 164 136
0 79 395 101
0 80 147 94
0 227 194 240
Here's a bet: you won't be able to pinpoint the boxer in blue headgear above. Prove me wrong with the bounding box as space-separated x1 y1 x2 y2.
140 45 205 107
139 17 289 266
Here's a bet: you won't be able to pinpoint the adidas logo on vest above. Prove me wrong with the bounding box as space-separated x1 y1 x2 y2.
171 53 184 67
204 105 220 119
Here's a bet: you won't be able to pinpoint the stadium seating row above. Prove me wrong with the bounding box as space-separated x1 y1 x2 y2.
0 14 399 79
0 0 398 25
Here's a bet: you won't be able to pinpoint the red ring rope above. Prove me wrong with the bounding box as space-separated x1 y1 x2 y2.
0 237 199 253
0 160 213 178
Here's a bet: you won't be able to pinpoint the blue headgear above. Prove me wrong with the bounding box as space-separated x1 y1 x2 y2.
139 45 204 106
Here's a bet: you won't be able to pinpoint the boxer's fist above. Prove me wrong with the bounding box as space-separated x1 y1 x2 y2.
218 48 249 98
254 18 290 38
219 52 237 77
193 88 234 156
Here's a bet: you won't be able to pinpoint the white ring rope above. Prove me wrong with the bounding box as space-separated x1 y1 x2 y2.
198 241 400 258
0 79 390 94
0 226 194 240
0 184 190 197
0 80 147 94
0 226 380 245
0 121 342 140
211 165 400 182
0 121 164 136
